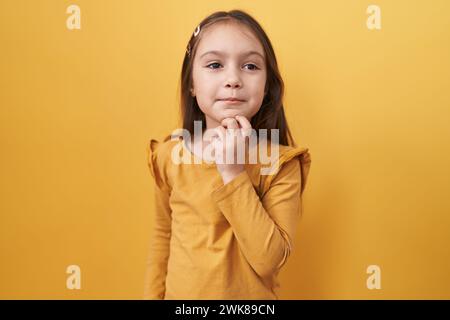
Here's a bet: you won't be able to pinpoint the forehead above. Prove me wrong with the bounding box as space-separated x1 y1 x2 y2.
195 21 265 59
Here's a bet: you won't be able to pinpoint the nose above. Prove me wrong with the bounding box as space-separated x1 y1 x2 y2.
224 68 242 89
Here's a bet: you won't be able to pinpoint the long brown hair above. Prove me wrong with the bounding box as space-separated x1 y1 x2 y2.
177 9 295 146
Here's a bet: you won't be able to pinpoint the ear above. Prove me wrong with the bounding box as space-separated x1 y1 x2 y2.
190 88 195 97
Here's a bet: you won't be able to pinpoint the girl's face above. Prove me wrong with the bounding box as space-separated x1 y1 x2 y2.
191 22 267 129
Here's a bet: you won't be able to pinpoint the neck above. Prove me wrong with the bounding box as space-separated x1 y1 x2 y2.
204 114 220 131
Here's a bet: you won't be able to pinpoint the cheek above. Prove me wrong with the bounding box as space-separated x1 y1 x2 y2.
193 64 213 92
196 85 217 113
192 75 217 112
247 72 266 95
246 77 266 114
195 74 217 100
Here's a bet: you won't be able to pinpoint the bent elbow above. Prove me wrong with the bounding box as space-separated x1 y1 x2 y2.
251 245 291 278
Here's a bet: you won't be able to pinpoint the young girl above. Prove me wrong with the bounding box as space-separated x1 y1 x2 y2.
144 10 312 300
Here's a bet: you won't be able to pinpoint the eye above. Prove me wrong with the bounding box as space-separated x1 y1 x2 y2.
244 63 259 71
206 62 222 69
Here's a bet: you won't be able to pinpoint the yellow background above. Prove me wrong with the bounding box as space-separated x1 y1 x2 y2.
1 0 449 299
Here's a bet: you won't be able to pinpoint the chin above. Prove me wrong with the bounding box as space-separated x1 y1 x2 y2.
219 109 245 120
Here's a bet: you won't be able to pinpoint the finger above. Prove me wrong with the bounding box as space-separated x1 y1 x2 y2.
220 118 240 139
214 126 227 141
213 127 226 164
235 115 253 137
204 128 218 142
234 115 252 130
221 117 240 130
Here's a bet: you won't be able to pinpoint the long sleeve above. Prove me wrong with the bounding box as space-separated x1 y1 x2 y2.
211 149 311 279
143 139 172 300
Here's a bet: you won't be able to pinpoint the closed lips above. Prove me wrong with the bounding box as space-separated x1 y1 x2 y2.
218 98 245 101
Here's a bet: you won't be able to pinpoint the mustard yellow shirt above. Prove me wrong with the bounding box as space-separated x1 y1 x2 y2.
144 136 311 300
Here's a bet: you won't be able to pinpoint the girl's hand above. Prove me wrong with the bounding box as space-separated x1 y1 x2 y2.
211 115 252 184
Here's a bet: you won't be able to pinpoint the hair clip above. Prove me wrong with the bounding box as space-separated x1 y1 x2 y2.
193 25 201 37
186 25 200 57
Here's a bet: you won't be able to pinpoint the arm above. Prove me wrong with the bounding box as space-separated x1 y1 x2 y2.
143 140 172 300
211 156 305 278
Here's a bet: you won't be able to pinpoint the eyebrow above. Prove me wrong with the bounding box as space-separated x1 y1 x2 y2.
199 50 265 61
